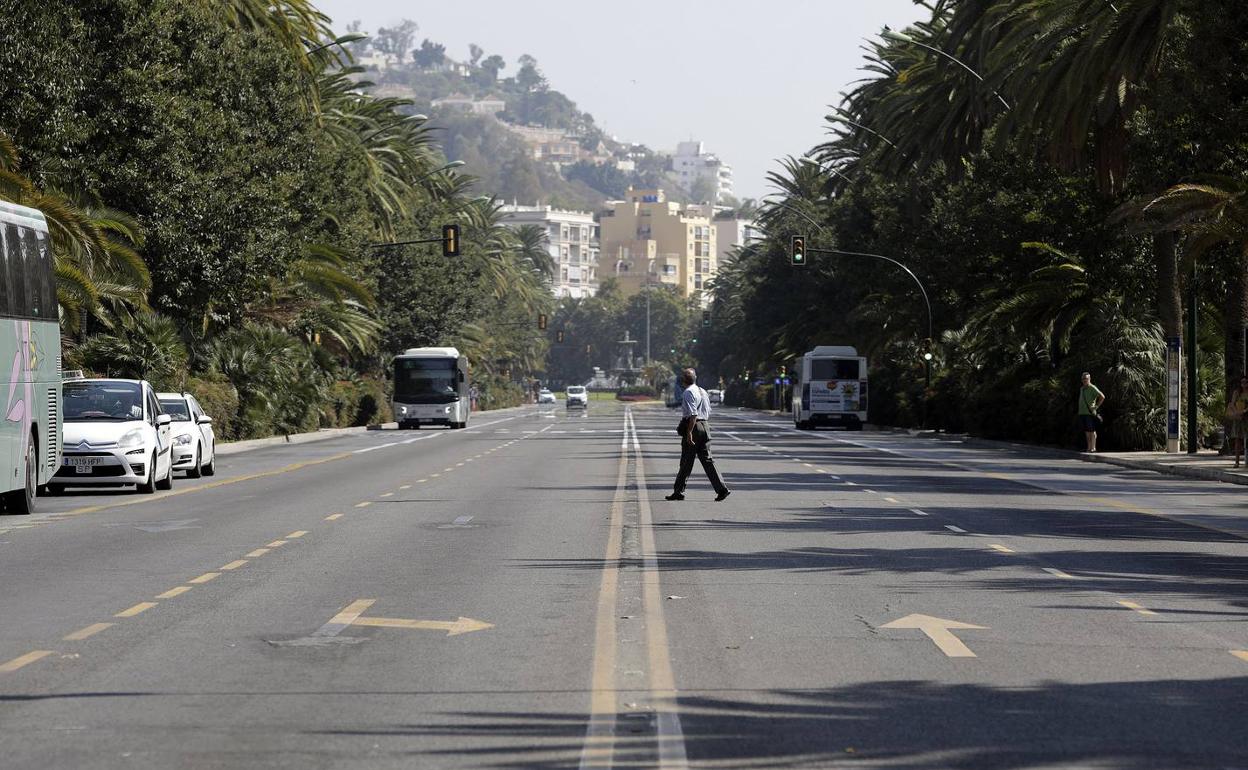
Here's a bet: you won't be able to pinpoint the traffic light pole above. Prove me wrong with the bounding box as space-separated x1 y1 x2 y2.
805 245 936 429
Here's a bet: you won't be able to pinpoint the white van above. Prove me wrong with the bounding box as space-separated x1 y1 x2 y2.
792 346 868 430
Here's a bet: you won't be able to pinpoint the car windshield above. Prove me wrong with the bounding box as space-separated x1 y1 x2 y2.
63 381 144 421
159 398 192 421
567 387 585 394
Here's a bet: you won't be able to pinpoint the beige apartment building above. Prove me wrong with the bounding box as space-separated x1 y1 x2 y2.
599 189 717 306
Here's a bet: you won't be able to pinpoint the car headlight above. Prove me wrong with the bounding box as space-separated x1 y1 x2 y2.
174 433 193 446
118 428 146 449
398 406 407 415
443 406 452 414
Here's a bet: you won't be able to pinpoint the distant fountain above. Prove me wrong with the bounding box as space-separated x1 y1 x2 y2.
610 331 640 387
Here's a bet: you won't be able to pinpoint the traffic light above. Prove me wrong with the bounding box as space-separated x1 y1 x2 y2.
702 310 711 328
556 330 565 344
791 236 807 266
441 223 460 257
538 313 548 330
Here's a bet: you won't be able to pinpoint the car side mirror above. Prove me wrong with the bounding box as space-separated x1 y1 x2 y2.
157 414 172 426
197 415 213 425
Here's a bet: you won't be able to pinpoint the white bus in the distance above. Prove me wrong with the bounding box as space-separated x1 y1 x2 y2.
1 201 62 513
792 345 868 431
392 347 470 429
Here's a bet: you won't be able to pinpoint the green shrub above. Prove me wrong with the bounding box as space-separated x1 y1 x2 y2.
185 376 240 441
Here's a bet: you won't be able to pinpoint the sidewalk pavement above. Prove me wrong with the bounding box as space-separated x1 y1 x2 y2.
1083 448 1248 487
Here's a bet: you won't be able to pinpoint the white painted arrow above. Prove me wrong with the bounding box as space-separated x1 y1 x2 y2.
880 614 987 658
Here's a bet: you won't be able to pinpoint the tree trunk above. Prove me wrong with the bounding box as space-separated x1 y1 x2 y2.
1155 231 1181 339
1225 243 1248 400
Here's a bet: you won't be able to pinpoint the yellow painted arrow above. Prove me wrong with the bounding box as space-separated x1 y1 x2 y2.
352 615 494 636
880 614 987 658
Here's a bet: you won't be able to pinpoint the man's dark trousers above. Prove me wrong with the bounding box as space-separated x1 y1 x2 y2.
673 419 727 496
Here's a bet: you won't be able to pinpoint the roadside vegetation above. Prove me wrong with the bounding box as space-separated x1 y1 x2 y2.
698 0 1248 450
0 0 554 439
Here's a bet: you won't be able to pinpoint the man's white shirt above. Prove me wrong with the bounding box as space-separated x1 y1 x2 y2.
681 384 712 420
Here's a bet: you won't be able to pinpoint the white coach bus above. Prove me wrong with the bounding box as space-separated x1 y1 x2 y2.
392 347 470 429
1 201 61 513
792 345 868 431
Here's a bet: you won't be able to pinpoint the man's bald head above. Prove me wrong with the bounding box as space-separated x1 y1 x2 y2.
682 368 697 386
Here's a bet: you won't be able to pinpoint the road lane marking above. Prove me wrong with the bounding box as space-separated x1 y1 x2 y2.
380 492 394 497
944 525 967 533
354 501 371 508
845 481 857 486
314 599 377 638
455 462 465 467
351 615 493 635
246 548 271 557
1043 567 1077 580
287 531 308 538
990 544 1015 553
220 560 248 570
156 586 192 599
1232 650 1248 663
324 514 343 521
399 484 412 489
910 508 929 516
438 516 475 529
267 540 287 547
0 650 53 673
115 602 158 617
1117 600 1157 616
865 489 878 494
431 473 441 478
417 479 428 483
884 497 900 503
629 408 689 769
64 623 113 641
880 614 986 658
188 572 220 584
581 410 631 768
353 441 400 454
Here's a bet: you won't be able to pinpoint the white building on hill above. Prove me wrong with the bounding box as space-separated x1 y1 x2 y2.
498 204 600 299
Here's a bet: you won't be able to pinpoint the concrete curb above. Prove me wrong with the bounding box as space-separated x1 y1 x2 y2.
733 407 1248 489
213 404 533 457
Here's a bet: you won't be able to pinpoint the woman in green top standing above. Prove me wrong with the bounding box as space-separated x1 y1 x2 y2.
1078 372 1106 452
1226 376 1248 468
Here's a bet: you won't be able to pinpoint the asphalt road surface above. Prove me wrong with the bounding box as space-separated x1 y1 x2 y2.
1 402 1246 769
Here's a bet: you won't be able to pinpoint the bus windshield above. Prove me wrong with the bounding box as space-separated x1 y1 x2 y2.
395 358 459 404
64 381 144 421
811 359 861 380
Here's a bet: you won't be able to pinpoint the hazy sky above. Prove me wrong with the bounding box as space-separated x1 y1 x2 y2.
314 0 925 201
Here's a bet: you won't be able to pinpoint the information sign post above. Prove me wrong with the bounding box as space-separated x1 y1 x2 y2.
1166 337 1181 453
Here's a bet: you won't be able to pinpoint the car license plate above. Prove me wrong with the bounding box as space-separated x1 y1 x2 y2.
66 457 102 474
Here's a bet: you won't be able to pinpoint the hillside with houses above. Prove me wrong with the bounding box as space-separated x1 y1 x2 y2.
344 20 736 210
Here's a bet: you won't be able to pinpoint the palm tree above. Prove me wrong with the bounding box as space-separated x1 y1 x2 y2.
1141 177 1248 391
0 132 150 333
71 313 187 387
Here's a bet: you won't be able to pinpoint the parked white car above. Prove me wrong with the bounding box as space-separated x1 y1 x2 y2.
53 379 173 494
566 385 588 409
707 388 724 406
158 392 217 478
537 388 556 404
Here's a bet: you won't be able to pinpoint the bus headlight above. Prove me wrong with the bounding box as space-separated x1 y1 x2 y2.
397 406 407 415
443 406 452 414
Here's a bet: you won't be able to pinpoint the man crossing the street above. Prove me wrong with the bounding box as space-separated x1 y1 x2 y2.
666 368 731 502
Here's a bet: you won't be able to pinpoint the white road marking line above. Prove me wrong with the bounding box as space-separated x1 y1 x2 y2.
1043 567 1078 580
944 525 967 533
909 508 929 516
884 497 900 503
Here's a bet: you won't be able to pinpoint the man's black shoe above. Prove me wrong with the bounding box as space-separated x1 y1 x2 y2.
715 489 732 502
665 493 685 501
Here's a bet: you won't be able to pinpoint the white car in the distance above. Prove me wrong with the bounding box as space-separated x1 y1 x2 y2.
537 388 556 404
566 385 588 409
54 378 174 494
158 392 217 478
